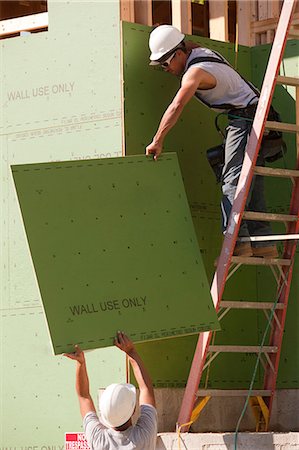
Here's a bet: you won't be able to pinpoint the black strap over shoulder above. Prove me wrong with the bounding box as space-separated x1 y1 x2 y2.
186 51 260 108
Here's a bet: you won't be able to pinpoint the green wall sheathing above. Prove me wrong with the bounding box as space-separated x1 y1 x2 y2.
122 22 299 389
12 154 219 354
0 1 125 447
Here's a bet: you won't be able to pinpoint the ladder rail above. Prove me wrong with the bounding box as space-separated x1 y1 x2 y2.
263 177 299 416
177 0 298 431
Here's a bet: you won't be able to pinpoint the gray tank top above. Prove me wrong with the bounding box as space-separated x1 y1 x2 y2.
184 47 259 112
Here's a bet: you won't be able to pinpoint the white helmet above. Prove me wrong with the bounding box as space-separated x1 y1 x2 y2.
149 25 185 64
99 383 136 428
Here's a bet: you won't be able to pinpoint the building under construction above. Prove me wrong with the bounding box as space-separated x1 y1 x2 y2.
1 1 299 449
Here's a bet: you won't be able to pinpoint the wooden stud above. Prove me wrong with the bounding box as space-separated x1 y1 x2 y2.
237 0 251 46
171 0 192 34
120 0 135 22
209 0 229 42
135 0 153 26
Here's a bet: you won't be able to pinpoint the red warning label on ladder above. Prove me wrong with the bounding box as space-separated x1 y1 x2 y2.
65 433 90 450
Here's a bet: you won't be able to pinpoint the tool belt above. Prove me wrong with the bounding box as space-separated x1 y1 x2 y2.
228 102 258 120
206 105 287 183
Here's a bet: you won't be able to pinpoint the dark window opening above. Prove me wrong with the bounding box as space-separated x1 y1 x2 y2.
0 1 47 21
152 0 172 27
192 0 209 37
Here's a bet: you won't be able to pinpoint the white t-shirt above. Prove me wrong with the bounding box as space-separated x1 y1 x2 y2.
83 404 157 450
185 47 259 111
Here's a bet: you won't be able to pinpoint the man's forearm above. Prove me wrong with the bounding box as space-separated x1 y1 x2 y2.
153 101 184 145
76 361 91 399
127 349 155 406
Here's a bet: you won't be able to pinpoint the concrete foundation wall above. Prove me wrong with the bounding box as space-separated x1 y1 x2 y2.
156 432 299 450
137 389 299 433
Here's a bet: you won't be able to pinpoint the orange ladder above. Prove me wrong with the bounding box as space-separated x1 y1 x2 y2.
177 0 299 432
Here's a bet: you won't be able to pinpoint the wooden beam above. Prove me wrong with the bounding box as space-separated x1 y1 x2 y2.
0 12 48 37
135 0 153 26
268 0 281 19
209 0 229 42
237 0 252 46
171 0 192 35
120 0 135 22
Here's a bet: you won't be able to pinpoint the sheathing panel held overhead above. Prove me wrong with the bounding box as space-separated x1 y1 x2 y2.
0 1 124 447
12 154 219 354
122 21 299 389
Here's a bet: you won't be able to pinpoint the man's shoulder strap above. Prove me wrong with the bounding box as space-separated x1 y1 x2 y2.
187 56 229 70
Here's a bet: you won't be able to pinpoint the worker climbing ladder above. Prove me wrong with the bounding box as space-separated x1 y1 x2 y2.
177 0 299 432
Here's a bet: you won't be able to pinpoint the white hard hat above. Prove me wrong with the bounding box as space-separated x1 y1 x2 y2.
99 383 136 428
149 25 185 64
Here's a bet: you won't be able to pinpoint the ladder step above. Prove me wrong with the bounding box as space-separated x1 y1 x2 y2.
197 389 272 397
277 75 299 87
265 120 299 133
209 345 278 353
231 256 291 266
238 234 299 242
254 166 299 178
243 211 297 222
220 301 285 310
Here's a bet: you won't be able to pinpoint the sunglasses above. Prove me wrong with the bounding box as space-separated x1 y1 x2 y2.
160 52 176 68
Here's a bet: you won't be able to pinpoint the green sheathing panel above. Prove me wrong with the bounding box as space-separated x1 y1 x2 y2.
12 154 219 354
251 41 299 389
122 22 298 389
1 1 124 447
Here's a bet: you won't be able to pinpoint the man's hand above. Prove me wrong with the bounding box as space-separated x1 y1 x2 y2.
146 141 163 161
114 331 135 356
64 345 85 365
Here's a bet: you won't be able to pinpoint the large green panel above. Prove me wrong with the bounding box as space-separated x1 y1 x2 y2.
122 22 298 389
12 154 219 354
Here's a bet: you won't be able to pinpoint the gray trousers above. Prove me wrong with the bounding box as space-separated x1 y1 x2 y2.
221 116 272 247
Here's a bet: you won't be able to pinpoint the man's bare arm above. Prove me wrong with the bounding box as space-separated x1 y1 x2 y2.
115 332 155 407
146 67 216 160
64 345 96 418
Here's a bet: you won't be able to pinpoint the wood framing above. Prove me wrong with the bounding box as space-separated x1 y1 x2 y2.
171 0 192 34
120 0 135 22
0 11 48 37
237 0 252 46
209 0 229 42
135 0 153 26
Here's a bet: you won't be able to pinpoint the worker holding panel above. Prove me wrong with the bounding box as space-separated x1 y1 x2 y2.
146 25 281 258
64 331 157 450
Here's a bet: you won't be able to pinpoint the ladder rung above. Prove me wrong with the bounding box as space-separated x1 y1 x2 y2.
231 256 291 266
220 301 285 310
197 389 272 397
209 345 278 353
238 234 299 242
265 120 299 133
254 166 299 178
242 211 298 222
277 75 299 87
